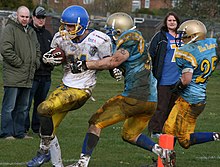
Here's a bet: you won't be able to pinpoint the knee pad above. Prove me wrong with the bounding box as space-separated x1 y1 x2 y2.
178 135 191 149
122 132 136 144
38 101 52 117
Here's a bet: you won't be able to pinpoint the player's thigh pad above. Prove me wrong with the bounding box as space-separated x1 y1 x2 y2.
38 86 91 116
89 95 156 131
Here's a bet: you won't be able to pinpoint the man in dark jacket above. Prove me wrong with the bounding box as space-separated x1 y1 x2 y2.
0 6 41 139
24 6 53 134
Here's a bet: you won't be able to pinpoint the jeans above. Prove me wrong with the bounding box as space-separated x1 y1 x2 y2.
25 76 51 133
0 87 30 138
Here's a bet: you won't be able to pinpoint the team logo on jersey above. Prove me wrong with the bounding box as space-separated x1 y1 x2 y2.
88 37 96 43
70 45 78 52
89 46 98 57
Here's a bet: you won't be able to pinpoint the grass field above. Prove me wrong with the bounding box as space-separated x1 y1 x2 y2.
0 65 220 167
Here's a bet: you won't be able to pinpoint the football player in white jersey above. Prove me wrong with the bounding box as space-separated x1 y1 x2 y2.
27 5 114 167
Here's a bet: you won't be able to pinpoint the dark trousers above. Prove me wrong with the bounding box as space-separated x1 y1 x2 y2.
148 85 179 133
25 76 51 133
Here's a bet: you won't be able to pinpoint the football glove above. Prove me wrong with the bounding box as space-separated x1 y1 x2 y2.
171 79 187 94
42 48 63 66
70 59 88 74
112 68 123 81
109 68 123 81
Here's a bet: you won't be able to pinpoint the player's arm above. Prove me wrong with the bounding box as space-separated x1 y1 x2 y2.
87 48 129 70
181 69 193 85
70 48 129 73
172 68 192 94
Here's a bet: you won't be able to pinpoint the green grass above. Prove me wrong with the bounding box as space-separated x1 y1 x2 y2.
0 65 220 167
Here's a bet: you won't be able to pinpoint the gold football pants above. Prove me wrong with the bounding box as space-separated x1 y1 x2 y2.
37 84 91 134
163 97 205 149
89 95 157 142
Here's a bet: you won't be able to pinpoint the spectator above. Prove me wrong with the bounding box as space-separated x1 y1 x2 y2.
25 6 53 134
148 12 181 138
0 6 41 139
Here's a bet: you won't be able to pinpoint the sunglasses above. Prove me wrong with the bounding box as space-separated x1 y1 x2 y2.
36 16 46 19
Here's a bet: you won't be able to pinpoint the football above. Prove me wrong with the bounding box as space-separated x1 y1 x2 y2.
52 47 66 63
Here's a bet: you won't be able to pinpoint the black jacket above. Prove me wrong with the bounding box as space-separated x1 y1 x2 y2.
29 21 53 78
148 29 168 83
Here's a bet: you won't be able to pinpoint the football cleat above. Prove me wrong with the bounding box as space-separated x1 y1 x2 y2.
213 132 220 141
26 151 51 167
66 154 90 167
153 144 176 167
160 149 176 167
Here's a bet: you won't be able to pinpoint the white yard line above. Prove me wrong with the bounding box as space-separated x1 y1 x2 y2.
196 155 220 160
0 158 78 166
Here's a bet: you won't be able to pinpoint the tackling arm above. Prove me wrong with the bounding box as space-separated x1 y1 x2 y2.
86 48 129 70
70 48 129 73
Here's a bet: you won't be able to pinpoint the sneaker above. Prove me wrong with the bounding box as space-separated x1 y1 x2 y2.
66 154 90 167
23 135 33 139
26 151 51 167
160 149 176 167
5 136 16 140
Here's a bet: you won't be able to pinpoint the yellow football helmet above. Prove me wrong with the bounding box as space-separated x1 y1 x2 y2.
105 12 136 40
176 20 207 46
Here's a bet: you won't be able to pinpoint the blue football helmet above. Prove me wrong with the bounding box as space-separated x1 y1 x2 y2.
59 5 89 39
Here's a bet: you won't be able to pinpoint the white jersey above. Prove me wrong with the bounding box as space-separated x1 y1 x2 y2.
51 29 112 89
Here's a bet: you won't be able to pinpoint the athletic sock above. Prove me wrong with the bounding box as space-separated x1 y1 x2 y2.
82 133 99 156
190 132 214 145
50 136 63 167
136 134 156 151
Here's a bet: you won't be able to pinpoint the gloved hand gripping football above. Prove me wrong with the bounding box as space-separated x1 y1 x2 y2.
42 48 65 66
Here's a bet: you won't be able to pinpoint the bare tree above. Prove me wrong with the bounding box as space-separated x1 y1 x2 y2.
87 0 132 16
173 0 220 37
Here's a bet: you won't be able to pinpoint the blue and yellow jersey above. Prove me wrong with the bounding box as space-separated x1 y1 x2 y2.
114 29 157 102
175 38 218 104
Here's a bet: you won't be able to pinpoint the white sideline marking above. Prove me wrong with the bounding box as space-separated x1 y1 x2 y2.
0 159 77 166
196 156 220 160
1 156 220 165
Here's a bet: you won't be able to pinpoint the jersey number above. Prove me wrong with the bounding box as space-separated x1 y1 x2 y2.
195 56 218 83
